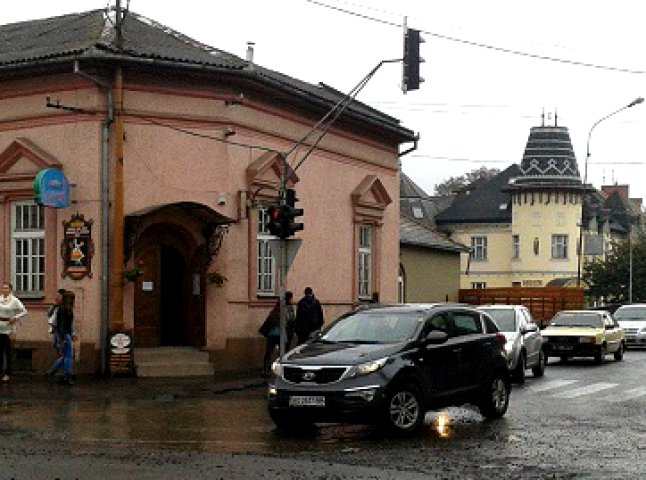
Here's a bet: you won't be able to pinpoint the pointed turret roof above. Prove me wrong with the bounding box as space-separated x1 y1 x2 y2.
514 125 581 187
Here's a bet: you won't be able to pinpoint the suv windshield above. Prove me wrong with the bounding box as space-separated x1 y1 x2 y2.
552 312 603 328
614 307 646 321
480 309 516 332
322 310 424 343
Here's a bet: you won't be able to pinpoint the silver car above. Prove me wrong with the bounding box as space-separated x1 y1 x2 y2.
614 304 646 348
477 305 546 383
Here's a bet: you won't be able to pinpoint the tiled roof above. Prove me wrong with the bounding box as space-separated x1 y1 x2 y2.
400 215 467 252
0 10 413 139
435 164 520 225
516 125 581 185
399 172 454 228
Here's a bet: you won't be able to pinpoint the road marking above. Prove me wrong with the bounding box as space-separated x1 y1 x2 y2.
551 382 617 398
527 380 578 393
600 386 646 402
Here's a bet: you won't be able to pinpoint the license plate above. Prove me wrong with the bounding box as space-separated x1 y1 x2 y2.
553 345 573 351
289 395 325 407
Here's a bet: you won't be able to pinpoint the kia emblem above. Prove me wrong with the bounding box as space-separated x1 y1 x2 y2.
302 371 316 381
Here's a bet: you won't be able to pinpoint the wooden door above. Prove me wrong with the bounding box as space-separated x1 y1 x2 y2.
134 244 161 347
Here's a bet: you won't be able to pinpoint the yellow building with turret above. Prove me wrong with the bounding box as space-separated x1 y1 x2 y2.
436 122 639 290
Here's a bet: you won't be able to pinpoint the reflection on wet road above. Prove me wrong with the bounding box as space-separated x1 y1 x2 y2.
0 382 503 455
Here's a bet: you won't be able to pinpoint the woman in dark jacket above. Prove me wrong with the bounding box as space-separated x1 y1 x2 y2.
46 290 76 385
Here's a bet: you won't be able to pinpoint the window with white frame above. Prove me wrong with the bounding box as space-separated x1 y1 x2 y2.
471 282 486 289
12 201 45 297
512 234 520 259
358 225 372 299
471 236 487 261
256 207 276 295
551 234 568 259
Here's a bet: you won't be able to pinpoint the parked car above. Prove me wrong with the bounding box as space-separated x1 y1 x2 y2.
542 310 625 364
613 304 646 347
476 305 546 383
267 303 511 435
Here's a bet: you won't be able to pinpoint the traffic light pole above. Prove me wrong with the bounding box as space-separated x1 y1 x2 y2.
278 238 288 357
278 154 288 358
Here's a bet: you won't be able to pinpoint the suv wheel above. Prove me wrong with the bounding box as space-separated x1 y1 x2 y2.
614 343 625 361
382 383 424 435
532 349 546 377
512 352 526 384
478 371 510 419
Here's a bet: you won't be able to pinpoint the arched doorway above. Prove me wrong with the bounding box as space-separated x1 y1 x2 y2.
133 223 204 348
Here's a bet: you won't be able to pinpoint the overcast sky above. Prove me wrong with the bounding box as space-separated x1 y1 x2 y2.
6 1 646 203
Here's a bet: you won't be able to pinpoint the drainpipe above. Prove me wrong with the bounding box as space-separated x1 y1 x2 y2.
74 60 113 376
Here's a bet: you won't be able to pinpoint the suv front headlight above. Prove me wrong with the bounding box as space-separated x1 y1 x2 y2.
346 357 388 379
271 360 283 377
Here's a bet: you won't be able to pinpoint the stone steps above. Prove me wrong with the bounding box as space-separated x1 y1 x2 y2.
134 347 214 377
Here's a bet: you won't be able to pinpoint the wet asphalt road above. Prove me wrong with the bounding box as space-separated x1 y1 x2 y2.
1 350 646 479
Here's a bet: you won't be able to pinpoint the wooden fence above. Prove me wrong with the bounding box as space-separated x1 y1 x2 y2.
459 287 585 328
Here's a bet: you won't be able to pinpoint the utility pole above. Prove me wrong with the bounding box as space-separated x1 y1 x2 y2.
111 1 125 332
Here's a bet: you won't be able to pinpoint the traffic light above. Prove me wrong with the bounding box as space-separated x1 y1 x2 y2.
265 205 283 237
264 190 304 239
282 188 304 238
402 28 424 93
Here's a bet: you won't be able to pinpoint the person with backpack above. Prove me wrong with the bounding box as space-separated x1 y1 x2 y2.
295 287 324 345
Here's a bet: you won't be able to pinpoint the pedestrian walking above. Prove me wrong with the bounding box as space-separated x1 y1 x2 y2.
295 287 324 345
47 289 66 347
46 290 76 385
259 291 294 377
0 282 28 383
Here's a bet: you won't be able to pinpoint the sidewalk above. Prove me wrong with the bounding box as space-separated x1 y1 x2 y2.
0 370 268 402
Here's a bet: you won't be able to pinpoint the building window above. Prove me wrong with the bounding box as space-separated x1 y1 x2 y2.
512 234 520 259
471 282 486 289
551 234 568 259
12 201 45 297
257 208 275 295
412 206 423 219
358 225 372 299
471 236 487 261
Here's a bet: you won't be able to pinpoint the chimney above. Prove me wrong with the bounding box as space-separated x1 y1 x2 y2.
246 42 255 63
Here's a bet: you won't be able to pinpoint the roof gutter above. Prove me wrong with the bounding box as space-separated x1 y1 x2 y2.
398 133 419 157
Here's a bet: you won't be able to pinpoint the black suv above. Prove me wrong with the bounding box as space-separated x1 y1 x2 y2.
267 303 510 434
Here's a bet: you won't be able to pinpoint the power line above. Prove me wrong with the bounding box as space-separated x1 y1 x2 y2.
130 114 280 154
306 0 646 75
409 154 645 166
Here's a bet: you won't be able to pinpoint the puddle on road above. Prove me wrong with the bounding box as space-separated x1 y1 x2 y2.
0 390 515 455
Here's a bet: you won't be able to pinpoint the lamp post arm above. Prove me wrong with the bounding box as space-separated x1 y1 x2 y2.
576 97 644 288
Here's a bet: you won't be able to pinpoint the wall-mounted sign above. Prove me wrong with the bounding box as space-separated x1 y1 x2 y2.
34 168 71 208
109 331 133 376
61 213 94 280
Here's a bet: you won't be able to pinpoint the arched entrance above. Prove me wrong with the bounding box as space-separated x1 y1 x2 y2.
133 223 204 347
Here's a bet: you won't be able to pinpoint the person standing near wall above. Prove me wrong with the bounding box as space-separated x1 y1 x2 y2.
295 287 324 345
0 282 28 383
260 291 294 377
46 290 76 385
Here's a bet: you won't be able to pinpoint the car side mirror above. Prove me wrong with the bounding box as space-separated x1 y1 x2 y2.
422 330 449 346
521 323 538 334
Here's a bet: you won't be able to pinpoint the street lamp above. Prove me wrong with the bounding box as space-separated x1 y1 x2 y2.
576 97 644 288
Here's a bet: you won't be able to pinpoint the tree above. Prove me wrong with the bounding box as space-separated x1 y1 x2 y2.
584 232 646 302
434 167 500 196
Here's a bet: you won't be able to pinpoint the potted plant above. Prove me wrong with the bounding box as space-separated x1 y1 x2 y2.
206 271 227 287
123 267 144 283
